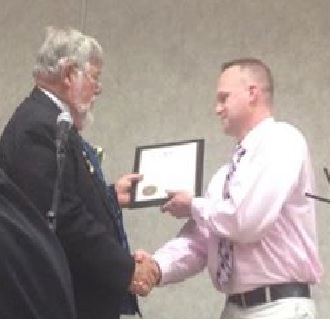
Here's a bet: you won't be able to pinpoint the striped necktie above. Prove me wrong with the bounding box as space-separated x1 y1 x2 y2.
217 144 246 286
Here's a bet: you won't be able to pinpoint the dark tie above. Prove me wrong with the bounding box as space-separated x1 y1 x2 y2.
217 145 246 286
79 137 140 316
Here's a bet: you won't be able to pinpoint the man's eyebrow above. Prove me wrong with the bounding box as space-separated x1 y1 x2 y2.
217 91 229 101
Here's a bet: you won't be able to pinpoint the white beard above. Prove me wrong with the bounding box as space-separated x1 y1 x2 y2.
73 73 95 129
76 104 94 129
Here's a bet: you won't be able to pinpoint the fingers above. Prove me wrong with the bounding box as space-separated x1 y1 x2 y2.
129 275 151 297
161 191 179 213
130 250 161 297
126 173 143 183
116 173 143 190
119 173 143 187
134 249 150 263
129 262 158 297
115 174 143 208
161 191 178 212
160 191 193 219
165 190 176 198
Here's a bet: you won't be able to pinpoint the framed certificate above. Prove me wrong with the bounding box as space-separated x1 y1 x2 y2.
305 167 330 204
305 192 330 204
131 139 204 208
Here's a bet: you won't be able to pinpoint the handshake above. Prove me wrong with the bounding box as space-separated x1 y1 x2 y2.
129 250 161 297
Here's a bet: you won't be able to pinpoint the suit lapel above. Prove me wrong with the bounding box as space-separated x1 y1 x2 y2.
30 88 117 225
30 87 62 113
70 131 115 222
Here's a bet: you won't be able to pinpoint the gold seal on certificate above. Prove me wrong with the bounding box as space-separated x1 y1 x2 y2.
142 185 158 197
131 139 204 208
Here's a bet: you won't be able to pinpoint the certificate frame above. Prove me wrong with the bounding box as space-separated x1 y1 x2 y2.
131 139 204 208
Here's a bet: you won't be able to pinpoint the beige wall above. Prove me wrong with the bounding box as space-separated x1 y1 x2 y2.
1 1 330 318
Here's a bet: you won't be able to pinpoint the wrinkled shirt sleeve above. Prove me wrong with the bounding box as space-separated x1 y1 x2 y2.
153 219 208 285
191 125 311 244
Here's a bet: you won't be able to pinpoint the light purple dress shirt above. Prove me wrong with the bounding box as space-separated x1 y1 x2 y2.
154 117 323 294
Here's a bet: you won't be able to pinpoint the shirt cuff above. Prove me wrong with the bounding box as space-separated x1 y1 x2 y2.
152 254 171 286
191 197 206 222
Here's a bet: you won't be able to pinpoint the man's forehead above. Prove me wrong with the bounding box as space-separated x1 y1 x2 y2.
218 66 246 89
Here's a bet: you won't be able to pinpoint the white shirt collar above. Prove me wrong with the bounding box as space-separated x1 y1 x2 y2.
240 117 275 152
39 87 69 113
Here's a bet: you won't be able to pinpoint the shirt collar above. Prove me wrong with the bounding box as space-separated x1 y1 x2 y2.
240 117 275 152
39 87 69 113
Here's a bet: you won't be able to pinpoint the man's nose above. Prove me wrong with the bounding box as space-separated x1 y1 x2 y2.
215 102 224 115
95 82 102 95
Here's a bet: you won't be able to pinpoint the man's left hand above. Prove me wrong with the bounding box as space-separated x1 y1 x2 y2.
161 191 193 219
115 173 143 208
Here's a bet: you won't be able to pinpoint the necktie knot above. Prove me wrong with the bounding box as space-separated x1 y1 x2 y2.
234 144 246 164
223 145 246 200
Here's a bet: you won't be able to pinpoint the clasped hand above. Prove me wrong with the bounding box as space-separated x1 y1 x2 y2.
129 250 160 297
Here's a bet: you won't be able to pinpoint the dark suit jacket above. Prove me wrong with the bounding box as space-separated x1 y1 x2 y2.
0 169 76 319
0 87 135 319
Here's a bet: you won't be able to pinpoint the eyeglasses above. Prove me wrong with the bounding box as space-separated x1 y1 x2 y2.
83 71 102 93
75 66 102 94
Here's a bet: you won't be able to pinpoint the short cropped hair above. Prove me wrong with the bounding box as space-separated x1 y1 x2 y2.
33 26 103 78
221 58 274 98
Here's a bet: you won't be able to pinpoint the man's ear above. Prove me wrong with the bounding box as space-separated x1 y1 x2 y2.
247 84 258 104
60 62 76 87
